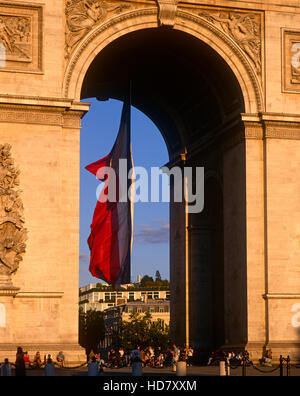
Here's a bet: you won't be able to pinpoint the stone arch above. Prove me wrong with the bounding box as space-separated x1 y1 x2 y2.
63 7 263 114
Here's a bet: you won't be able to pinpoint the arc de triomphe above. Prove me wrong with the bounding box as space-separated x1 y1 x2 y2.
0 0 299 363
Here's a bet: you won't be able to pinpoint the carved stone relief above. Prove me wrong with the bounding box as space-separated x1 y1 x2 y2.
282 30 300 93
65 0 132 57
0 15 32 62
0 144 27 289
197 9 262 76
0 2 42 73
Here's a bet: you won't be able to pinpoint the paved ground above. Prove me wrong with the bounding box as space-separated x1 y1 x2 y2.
15 364 300 376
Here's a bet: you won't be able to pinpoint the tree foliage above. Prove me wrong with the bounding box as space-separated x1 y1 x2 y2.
114 312 170 351
79 308 105 353
155 270 162 282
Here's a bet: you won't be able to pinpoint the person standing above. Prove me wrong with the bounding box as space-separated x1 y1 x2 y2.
44 355 55 376
173 344 179 364
1 358 12 376
15 346 26 376
187 346 194 367
88 356 99 376
130 346 142 376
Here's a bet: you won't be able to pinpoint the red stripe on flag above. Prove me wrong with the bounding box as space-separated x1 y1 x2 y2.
85 102 132 288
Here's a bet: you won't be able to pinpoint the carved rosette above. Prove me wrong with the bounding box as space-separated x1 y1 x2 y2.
65 0 131 58
0 144 27 289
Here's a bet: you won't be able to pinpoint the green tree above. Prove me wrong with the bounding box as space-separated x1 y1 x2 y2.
117 312 170 351
79 308 105 354
141 275 154 286
155 270 162 282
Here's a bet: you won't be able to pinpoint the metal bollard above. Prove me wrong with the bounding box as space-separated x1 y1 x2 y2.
287 356 290 377
225 361 230 377
176 361 187 376
220 361 226 376
280 355 283 377
242 358 247 377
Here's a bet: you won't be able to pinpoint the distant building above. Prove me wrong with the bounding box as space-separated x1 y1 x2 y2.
79 282 170 313
103 300 170 348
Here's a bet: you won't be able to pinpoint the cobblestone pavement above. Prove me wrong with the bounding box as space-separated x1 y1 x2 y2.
13 364 300 377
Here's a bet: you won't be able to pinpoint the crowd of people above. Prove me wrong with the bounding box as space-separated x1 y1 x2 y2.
88 344 194 370
0 347 65 376
0 345 274 376
207 350 254 366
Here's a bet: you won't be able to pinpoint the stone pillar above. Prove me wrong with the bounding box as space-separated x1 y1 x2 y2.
262 117 300 361
242 118 266 360
189 224 214 350
170 175 187 347
0 98 89 364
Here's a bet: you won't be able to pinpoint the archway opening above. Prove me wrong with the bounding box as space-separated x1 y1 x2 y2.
80 27 247 353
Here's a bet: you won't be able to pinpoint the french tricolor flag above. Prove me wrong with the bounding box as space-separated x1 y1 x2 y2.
85 102 134 289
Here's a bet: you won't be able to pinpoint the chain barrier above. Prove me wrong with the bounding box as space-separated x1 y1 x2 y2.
229 364 240 370
0 361 88 370
53 362 88 370
228 355 293 376
250 364 281 374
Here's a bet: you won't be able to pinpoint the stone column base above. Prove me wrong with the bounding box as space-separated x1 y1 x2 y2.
0 343 86 366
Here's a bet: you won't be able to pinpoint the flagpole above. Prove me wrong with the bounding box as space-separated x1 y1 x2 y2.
128 80 132 285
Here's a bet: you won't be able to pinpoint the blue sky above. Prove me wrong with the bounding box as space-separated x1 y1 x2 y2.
79 98 170 286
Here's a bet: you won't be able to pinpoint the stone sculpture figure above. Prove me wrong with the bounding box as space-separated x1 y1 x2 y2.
0 17 14 53
0 16 31 60
0 144 27 288
200 11 261 75
65 0 130 56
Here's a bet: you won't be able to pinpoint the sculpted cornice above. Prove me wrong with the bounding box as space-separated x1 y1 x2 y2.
0 103 86 128
263 121 300 140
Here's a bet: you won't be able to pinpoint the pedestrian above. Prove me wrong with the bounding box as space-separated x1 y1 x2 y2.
23 351 31 369
187 346 194 367
88 356 99 376
15 346 26 376
1 358 12 376
33 351 42 368
56 351 65 367
44 355 55 376
130 346 142 376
